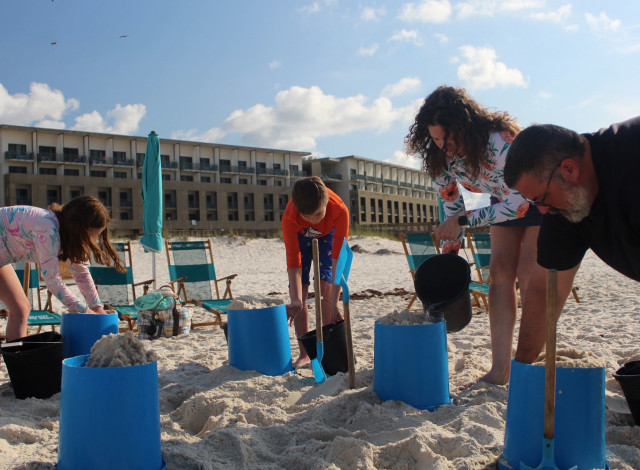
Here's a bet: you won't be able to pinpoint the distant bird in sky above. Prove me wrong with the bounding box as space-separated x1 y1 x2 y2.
50 42 57 46
119 34 127 39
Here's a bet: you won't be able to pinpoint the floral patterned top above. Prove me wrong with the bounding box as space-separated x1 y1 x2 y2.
434 131 530 252
0 206 103 312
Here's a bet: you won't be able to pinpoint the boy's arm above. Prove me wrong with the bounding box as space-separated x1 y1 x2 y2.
286 267 304 323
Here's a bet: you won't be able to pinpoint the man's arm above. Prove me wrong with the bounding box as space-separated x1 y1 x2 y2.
515 262 580 363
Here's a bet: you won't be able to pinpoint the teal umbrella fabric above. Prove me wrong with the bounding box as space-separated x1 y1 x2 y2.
140 131 163 253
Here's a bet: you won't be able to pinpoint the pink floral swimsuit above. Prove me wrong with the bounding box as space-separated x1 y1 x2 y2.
0 206 102 312
435 131 530 253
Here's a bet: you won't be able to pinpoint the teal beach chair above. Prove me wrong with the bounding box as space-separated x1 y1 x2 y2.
400 232 441 311
165 239 237 327
89 241 154 331
13 262 61 333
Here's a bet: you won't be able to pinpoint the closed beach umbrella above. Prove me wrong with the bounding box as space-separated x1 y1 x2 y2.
140 131 163 282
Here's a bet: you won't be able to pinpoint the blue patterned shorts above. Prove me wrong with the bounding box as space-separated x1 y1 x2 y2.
297 229 334 285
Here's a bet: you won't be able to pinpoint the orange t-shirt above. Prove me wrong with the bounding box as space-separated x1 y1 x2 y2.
281 188 350 269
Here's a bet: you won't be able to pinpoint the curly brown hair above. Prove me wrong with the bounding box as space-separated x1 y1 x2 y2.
405 86 521 179
49 196 125 273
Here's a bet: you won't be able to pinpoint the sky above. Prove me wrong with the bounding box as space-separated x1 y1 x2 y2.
1 1 639 206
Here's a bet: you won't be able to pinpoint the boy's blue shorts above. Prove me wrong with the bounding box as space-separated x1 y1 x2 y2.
298 229 334 285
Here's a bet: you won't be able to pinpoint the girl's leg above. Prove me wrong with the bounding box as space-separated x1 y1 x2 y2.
0 264 31 341
480 225 525 385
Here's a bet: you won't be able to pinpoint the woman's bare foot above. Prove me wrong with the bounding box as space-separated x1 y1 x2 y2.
293 355 310 369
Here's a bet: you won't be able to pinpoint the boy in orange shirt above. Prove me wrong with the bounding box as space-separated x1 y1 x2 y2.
281 176 349 368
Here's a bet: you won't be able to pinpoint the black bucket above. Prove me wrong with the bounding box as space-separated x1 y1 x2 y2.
220 323 228 343
298 320 348 376
414 253 472 333
613 360 640 425
1 331 63 399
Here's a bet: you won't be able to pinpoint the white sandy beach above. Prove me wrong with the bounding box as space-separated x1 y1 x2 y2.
1 235 640 469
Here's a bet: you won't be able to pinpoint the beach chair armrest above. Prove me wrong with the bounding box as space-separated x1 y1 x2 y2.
216 274 238 282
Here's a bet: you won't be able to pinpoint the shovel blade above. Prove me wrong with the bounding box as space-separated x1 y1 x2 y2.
311 342 327 383
520 438 577 470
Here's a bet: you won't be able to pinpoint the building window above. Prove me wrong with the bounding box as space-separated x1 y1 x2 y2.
274 180 282 186
180 175 194 182
189 212 200 221
70 190 82 199
46 189 60 206
179 156 193 170
90 170 106 177
257 179 267 186
39 167 57 175
8 144 27 156
114 171 127 179
90 149 106 164
120 212 130 220
221 177 232 184
162 174 170 181
201 176 211 183
113 151 127 165
206 213 217 221
219 159 231 172
239 178 248 185
9 166 27 174
64 169 80 176
39 146 56 159
16 188 30 205
206 192 217 209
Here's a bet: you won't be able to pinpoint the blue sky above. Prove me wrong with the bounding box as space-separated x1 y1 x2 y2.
1 0 638 184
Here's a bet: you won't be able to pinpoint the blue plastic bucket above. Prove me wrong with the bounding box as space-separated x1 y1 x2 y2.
374 319 450 410
227 304 293 376
499 359 607 470
57 355 166 470
61 313 119 358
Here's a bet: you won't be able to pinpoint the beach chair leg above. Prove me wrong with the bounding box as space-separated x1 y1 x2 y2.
407 292 419 311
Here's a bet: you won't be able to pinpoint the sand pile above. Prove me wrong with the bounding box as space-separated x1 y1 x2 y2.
86 331 158 367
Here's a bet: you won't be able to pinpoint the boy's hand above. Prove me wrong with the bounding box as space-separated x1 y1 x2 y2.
286 300 303 326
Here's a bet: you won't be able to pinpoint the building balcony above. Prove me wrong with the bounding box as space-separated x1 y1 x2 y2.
161 161 178 169
257 168 288 176
114 159 134 166
119 200 133 207
5 152 35 161
90 157 112 166
63 154 86 164
321 173 343 181
290 169 307 178
37 153 60 163
399 182 412 188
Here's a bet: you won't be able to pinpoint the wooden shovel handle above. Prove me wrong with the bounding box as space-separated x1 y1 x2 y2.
312 239 323 343
544 269 558 440
344 301 356 389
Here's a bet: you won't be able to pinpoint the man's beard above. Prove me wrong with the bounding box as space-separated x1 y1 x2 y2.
548 183 591 223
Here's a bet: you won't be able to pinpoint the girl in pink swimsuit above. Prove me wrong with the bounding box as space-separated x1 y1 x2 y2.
0 196 125 341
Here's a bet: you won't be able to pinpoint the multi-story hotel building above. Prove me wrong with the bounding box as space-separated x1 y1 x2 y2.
0 125 439 237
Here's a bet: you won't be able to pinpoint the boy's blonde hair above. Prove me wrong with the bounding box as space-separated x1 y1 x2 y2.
291 176 329 215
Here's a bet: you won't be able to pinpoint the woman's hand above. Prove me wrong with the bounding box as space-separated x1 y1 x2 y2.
434 216 462 242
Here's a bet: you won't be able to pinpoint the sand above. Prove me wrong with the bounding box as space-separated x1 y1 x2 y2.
1 235 640 469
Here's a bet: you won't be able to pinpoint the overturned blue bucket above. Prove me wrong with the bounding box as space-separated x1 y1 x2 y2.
57 355 166 470
227 304 293 376
499 359 607 470
374 319 450 410
61 313 119 358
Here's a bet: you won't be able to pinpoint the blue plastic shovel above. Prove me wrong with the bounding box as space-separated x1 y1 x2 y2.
310 239 327 383
521 269 577 470
334 238 355 388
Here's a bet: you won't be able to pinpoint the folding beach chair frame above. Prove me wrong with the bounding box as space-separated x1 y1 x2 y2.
15 262 62 334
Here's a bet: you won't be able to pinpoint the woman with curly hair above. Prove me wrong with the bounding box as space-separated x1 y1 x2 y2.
406 85 541 384
0 195 125 341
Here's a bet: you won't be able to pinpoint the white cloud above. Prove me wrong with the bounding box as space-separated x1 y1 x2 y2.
585 11 621 34
298 0 336 15
71 103 146 135
538 90 551 99
398 0 452 23
361 6 386 21
268 60 281 70
456 0 545 19
434 32 449 44
358 44 379 56
389 29 424 46
384 150 421 170
0 82 75 127
173 85 416 152
455 45 527 90
529 4 571 23
381 77 422 97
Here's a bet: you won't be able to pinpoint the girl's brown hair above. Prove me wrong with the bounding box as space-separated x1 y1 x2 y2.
405 86 521 179
50 196 125 273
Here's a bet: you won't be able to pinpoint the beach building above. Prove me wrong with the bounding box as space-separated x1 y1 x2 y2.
0 124 439 237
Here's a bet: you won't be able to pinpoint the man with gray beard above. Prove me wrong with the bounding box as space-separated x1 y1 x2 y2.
503 117 640 364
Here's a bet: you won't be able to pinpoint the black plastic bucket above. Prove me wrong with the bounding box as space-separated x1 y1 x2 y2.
613 360 640 425
298 320 348 376
414 253 472 333
221 323 228 343
1 331 63 399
